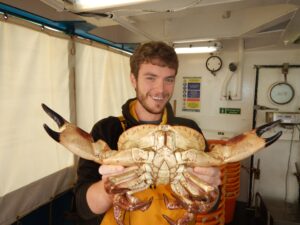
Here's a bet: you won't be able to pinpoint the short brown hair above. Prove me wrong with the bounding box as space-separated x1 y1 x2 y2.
130 41 178 78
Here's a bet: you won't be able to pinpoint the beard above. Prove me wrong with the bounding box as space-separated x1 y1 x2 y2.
136 90 170 115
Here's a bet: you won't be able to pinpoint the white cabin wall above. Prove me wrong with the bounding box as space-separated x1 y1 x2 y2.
246 49 300 204
171 43 300 203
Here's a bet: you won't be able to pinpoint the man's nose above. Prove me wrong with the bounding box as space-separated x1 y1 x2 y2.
154 79 165 92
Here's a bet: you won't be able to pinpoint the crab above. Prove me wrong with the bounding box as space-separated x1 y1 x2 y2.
41 103 282 225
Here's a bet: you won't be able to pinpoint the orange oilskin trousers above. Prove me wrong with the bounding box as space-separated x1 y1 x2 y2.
100 185 195 225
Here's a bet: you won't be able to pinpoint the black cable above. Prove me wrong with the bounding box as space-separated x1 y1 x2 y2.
284 125 295 202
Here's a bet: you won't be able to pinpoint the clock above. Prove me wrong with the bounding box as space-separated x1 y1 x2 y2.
206 55 222 75
269 82 295 105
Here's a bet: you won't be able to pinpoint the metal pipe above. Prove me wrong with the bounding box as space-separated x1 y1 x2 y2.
248 65 260 207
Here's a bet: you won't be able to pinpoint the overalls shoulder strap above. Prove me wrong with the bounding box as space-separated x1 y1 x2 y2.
118 115 127 131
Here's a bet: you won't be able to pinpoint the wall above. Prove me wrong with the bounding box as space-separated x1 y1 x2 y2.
246 49 300 203
171 44 300 204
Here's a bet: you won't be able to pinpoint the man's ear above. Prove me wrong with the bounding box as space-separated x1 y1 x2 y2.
130 73 137 89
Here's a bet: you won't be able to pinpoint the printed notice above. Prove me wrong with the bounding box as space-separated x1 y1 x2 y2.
182 77 201 112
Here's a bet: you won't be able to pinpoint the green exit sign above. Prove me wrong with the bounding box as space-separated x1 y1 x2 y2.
219 107 241 115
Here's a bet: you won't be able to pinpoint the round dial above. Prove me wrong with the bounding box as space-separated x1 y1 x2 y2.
269 82 294 105
206 55 222 75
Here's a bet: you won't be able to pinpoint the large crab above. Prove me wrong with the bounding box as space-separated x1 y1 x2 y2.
41 104 282 225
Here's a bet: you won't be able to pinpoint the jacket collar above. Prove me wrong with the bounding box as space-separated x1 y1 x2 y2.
122 98 174 128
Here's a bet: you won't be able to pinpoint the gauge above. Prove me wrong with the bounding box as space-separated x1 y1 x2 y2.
269 82 294 105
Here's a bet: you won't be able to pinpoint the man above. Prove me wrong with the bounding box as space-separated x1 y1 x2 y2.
74 41 221 225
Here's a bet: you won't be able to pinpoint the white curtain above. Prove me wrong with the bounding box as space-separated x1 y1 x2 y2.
75 43 135 131
0 17 135 225
0 20 74 224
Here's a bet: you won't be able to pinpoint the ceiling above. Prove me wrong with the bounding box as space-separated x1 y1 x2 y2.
1 0 300 52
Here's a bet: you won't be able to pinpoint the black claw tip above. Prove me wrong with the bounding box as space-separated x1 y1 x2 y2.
43 124 60 142
41 103 66 128
256 119 282 137
265 131 283 147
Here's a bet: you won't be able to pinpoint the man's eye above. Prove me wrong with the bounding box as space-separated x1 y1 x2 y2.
146 77 155 80
166 77 175 83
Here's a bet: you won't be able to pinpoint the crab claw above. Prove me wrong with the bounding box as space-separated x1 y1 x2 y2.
42 103 67 142
204 120 283 165
256 119 282 147
42 103 112 163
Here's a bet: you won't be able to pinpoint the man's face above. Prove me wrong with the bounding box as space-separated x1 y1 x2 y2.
131 62 176 117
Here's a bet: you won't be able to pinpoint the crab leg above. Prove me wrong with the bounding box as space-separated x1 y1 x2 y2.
162 212 194 225
113 193 153 225
182 171 215 193
105 168 152 194
113 193 153 211
163 181 219 225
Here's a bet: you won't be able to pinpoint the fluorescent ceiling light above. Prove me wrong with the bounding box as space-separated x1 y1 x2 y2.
174 42 222 54
175 46 219 54
74 0 156 11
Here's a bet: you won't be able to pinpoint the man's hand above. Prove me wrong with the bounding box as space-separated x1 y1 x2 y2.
188 166 221 187
98 165 125 198
99 165 139 194
99 165 125 180
86 165 127 214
